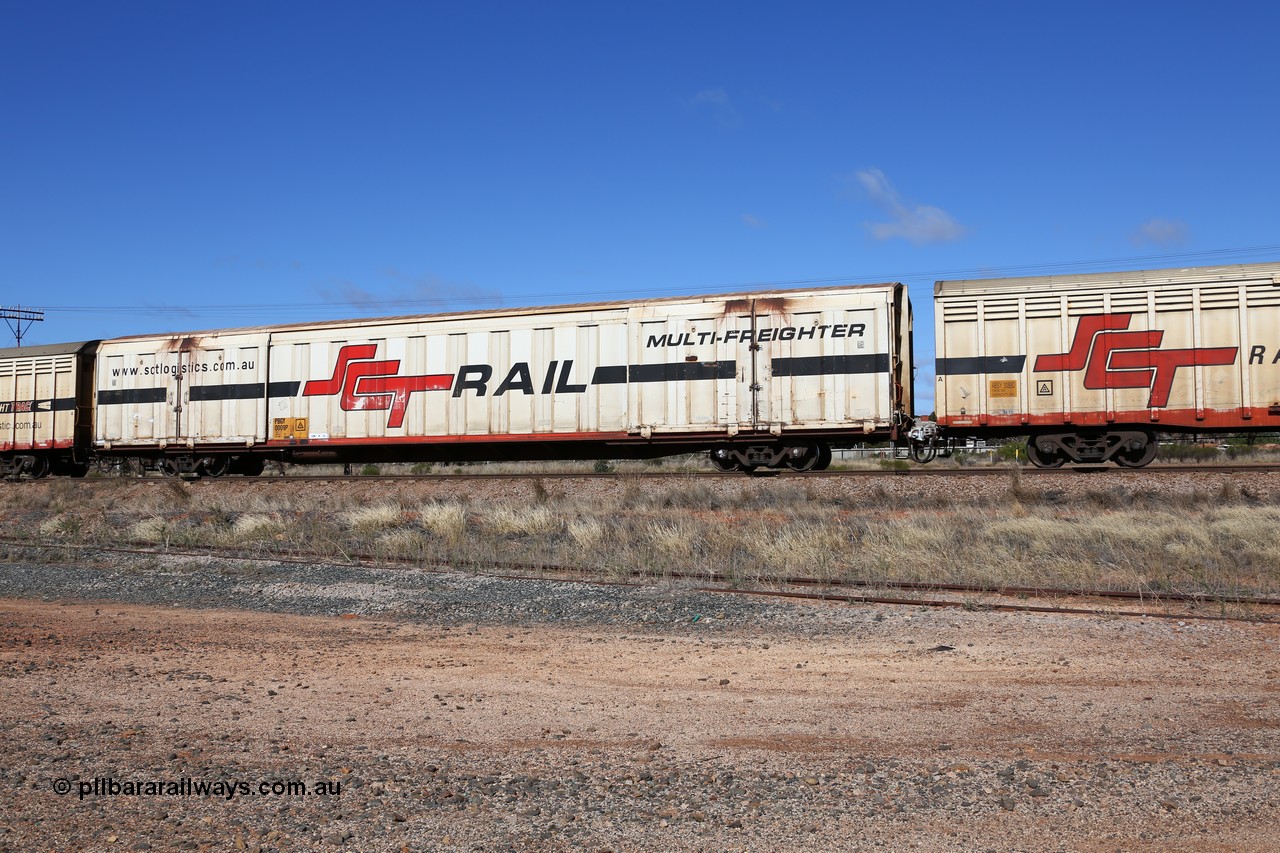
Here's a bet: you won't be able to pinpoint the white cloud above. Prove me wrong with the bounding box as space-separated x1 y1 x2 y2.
852 168 967 245
691 88 729 107
318 270 502 311
689 88 741 128
320 280 381 307
1131 218 1189 247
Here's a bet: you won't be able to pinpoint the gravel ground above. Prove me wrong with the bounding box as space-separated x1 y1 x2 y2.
2 552 1279 852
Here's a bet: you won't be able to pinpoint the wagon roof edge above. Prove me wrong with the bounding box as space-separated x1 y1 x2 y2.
0 340 100 360
95 281 905 343
934 261 1280 296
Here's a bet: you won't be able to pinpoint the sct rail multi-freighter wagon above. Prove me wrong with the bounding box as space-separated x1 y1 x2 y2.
0 341 96 478
917 262 1280 467
85 283 913 476
2 261 1277 478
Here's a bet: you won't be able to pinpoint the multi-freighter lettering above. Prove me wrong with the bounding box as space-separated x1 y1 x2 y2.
646 323 865 348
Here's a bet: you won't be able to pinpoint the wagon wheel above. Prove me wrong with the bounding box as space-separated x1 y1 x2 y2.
815 444 833 471
200 456 232 478
26 457 51 479
158 458 181 478
708 449 740 473
1113 437 1158 468
785 444 823 472
1025 439 1064 469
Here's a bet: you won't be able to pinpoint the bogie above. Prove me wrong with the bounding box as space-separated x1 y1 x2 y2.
1023 431 1156 468
709 442 832 473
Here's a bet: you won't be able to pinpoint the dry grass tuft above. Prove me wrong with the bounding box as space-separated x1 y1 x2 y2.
567 518 607 551
229 513 283 542
646 521 695 561
748 524 837 581
420 502 469 545
129 517 170 544
38 514 75 537
342 503 405 534
483 504 562 537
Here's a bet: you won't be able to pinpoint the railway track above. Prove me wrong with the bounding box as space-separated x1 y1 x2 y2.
9 462 1280 484
4 536 1277 624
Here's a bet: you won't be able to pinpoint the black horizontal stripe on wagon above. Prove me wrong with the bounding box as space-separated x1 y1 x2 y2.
590 361 737 385
190 382 302 401
0 397 77 414
770 354 890 377
589 356 895 385
98 388 167 405
98 382 303 405
935 355 1027 375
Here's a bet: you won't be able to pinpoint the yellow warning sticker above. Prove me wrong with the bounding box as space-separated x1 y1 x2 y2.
272 417 308 440
988 379 1018 398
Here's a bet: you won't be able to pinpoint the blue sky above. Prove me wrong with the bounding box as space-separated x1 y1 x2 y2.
3 1 1279 413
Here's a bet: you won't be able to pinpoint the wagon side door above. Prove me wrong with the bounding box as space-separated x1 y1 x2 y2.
180 335 270 447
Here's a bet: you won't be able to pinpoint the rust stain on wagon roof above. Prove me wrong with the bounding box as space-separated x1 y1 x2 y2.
722 296 795 317
162 336 204 352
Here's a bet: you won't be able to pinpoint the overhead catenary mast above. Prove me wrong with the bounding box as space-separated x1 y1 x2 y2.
1 306 43 347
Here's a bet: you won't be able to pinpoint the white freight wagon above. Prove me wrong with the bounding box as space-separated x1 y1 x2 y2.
0 341 96 477
94 331 273 475
92 284 913 474
932 263 1280 467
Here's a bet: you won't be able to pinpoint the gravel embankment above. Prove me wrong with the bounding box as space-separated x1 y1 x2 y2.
0 551 842 629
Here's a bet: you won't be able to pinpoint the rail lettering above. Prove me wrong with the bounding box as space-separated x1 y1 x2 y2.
1247 345 1280 365
452 361 586 398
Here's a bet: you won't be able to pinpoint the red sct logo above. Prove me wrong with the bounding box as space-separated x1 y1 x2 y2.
1034 314 1237 408
302 345 454 428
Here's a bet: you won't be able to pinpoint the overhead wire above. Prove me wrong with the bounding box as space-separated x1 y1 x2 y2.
23 243 1280 320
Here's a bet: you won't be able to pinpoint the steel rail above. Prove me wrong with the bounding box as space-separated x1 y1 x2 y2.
5 535 1277 606
9 462 1280 484
692 586 1265 622
3 537 1277 623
